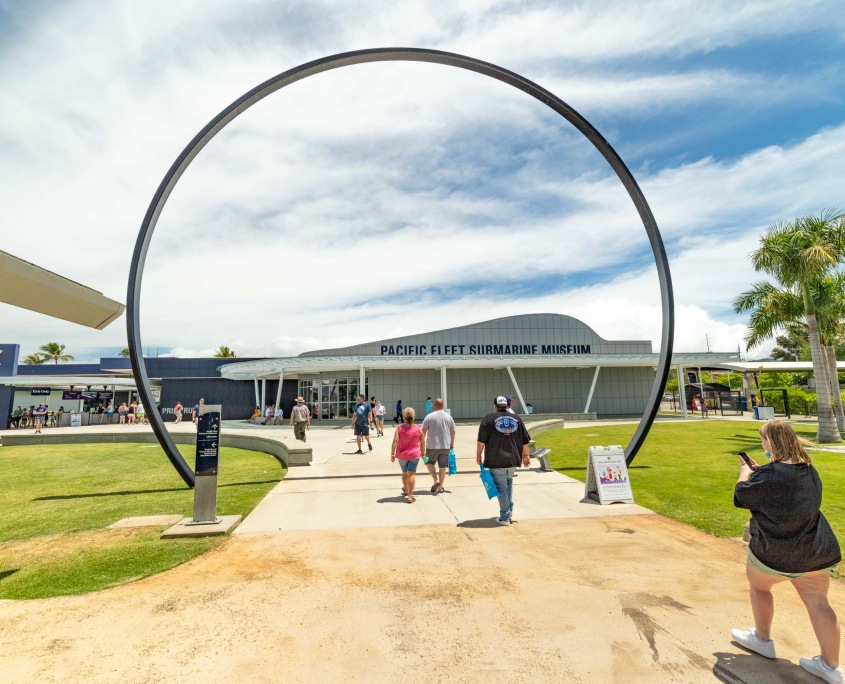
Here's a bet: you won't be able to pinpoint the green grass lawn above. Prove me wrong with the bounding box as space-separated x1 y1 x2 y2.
0 443 285 599
534 420 845 549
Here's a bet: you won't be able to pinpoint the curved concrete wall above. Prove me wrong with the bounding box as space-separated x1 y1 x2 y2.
0 432 312 468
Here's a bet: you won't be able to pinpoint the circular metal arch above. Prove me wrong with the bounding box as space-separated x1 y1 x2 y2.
128 47 674 487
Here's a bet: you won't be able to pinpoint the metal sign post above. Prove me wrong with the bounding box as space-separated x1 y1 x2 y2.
188 403 222 525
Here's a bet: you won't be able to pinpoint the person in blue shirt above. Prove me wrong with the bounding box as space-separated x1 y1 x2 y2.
351 394 373 454
425 397 433 414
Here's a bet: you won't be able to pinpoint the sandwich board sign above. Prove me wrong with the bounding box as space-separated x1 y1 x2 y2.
585 445 634 504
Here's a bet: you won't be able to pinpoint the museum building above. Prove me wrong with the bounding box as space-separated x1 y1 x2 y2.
1 314 742 429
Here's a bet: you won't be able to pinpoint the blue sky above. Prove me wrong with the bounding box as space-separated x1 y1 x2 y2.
1 0 844 361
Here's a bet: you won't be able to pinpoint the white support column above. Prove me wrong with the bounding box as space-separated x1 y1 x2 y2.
441 366 448 409
584 366 601 413
274 370 284 411
261 378 266 409
359 366 366 399
677 365 688 418
506 366 528 414
254 378 260 409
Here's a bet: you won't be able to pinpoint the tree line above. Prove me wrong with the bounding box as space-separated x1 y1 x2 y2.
22 344 237 365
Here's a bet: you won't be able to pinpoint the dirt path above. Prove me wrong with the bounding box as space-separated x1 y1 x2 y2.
1 515 839 683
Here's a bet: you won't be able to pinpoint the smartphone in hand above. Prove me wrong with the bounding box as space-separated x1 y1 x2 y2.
738 451 757 470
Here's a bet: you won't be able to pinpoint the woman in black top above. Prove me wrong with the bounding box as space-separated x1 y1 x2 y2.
732 421 842 682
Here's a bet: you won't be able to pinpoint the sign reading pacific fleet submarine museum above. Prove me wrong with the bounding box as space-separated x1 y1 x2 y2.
379 343 592 356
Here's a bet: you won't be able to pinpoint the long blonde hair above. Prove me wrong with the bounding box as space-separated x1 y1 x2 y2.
759 420 813 464
402 407 416 425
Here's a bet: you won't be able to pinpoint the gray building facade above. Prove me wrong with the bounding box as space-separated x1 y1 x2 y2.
221 314 658 420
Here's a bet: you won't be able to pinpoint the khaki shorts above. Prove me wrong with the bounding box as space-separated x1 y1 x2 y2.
425 448 450 468
748 549 838 579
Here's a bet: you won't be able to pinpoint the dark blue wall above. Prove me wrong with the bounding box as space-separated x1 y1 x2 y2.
0 386 13 430
158 378 298 421
16 363 102 375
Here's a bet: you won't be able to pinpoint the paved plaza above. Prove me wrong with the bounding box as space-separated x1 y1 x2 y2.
1 418 842 682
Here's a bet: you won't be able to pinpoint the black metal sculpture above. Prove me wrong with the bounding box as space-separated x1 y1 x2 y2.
127 47 674 487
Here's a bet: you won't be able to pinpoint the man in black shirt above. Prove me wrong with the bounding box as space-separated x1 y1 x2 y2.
476 396 530 526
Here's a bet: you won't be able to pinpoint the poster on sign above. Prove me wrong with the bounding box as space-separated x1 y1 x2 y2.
70 414 82 427
585 445 634 505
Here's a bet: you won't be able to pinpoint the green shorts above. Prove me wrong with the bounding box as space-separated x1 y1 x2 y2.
748 549 838 579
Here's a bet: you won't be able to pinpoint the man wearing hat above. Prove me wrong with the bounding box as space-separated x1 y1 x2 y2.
192 398 204 424
290 396 311 442
476 395 531 526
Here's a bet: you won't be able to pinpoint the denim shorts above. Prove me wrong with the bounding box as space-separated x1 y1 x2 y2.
398 458 419 473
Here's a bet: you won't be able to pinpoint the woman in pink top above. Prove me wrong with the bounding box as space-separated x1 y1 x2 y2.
391 406 425 503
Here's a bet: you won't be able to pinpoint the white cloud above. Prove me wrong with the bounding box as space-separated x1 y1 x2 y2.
1 0 844 365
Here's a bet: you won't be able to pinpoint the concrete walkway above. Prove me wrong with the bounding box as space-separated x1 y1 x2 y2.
234 422 652 534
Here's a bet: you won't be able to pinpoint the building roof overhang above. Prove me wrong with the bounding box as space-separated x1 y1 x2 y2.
0 250 125 329
218 352 745 380
0 376 142 388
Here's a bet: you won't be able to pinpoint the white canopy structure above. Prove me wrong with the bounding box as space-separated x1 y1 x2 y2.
0 250 124 329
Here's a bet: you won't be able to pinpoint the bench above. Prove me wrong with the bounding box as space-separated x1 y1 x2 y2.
530 447 553 472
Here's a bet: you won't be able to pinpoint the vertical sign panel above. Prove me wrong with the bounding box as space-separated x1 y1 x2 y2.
195 407 221 476
192 403 222 523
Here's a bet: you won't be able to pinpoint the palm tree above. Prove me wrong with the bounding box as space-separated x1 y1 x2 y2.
22 353 46 365
735 276 844 427
213 346 236 358
748 210 845 442
38 342 74 365
814 271 845 431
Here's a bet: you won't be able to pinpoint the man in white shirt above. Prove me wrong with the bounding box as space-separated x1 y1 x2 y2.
420 398 456 495
272 405 285 425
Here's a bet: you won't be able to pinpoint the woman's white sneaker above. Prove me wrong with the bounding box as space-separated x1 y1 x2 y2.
800 656 845 683
730 627 775 659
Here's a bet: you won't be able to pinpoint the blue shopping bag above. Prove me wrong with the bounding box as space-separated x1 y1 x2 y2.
479 463 499 499
448 448 457 475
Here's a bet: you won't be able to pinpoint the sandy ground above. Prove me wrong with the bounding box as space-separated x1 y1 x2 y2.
1 514 842 683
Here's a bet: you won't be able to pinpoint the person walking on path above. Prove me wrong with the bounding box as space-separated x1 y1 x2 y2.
369 396 378 429
421 397 455 495
391 406 424 503
127 402 136 425
290 396 310 442
731 420 842 683
394 399 402 424
192 398 204 424
118 402 127 425
425 397 433 414
136 400 146 425
33 403 47 434
352 394 373 454
476 395 530 526
174 401 183 424
374 399 386 436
